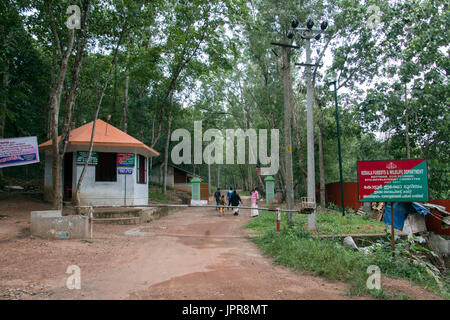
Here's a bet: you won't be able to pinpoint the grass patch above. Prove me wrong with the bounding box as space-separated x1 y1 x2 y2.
246 209 385 236
148 186 170 203
244 211 450 299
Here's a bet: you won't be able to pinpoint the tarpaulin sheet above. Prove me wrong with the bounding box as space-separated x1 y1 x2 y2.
384 202 429 230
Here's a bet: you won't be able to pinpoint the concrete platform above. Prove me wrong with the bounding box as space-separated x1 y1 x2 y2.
30 210 89 239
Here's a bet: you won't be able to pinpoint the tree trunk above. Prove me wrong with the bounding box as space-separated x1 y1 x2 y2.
318 124 326 207
0 52 8 180
49 30 75 210
59 0 90 156
148 113 156 185
217 165 220 188
162 116 172 194
241 95 253 191
208 162 211 196
75 26 125 210
315 93 326 208
46 50 57 140
404 82 411 158
48 0 90 210
122 49 130 133
292 99 307 196
257 174 265 193
281 46 294 223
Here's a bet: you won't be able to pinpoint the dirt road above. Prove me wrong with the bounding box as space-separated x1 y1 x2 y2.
53 206 358 299
0 195 440 300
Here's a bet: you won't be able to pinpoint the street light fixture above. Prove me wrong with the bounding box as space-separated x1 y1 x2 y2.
287 30 295 39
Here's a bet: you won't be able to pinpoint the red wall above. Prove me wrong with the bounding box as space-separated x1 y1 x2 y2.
425 199 450 236
324 182 361 210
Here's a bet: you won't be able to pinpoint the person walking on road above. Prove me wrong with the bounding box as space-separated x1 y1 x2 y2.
250 188 259 217
219 195 225 216
227 187 233 211
230 190 242 216
214 188 221 211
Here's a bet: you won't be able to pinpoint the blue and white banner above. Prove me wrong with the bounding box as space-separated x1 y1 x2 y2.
0 136 40 168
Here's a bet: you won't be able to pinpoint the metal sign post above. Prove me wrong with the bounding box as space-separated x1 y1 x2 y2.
391 202 395 257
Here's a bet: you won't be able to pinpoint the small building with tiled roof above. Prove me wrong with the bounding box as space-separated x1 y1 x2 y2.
150 161 203 188
39 119 159 206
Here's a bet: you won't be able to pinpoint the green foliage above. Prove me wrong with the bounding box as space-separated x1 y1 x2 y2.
0 0 448 197
148 186 170 203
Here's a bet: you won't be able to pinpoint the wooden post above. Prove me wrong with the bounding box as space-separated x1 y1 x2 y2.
391 202 395 257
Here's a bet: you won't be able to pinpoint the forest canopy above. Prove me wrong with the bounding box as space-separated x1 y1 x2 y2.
0 0 448 206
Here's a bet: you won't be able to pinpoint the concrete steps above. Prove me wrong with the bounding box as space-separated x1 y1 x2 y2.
93 209 142 225
91 206 176 225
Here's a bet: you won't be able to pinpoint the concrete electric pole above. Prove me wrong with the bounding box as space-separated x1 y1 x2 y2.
289 18 328 230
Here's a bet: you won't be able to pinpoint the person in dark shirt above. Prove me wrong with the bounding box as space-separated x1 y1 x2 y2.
214 188 221 211
227 187 233 211
230 190 242 216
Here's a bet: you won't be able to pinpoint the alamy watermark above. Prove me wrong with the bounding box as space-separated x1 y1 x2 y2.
66 265 81 290
171 121 280 176
66 5 81 30
366 265 381 290
367 5 382 30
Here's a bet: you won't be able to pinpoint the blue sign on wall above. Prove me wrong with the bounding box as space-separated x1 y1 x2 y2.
118 168 133 175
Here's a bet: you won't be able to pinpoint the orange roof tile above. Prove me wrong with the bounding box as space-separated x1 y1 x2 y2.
39 119 159 157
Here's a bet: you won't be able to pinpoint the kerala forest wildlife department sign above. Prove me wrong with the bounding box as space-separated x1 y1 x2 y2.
357 159 429 202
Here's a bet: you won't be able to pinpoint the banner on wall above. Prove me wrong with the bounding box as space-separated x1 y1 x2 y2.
357 159 429 202
0 136 40 168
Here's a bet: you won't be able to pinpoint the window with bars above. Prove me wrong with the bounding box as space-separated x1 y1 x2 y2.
137 154 147 184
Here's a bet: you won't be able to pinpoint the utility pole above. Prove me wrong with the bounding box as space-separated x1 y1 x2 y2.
305 35 316 230
328 80 345 217
208 154 211 196
289 18 328 230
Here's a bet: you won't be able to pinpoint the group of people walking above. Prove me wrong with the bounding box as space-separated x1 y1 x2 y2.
214 187 259 217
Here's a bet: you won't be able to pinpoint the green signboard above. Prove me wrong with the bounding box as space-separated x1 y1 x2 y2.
357 159 429 202
76 151 98 165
